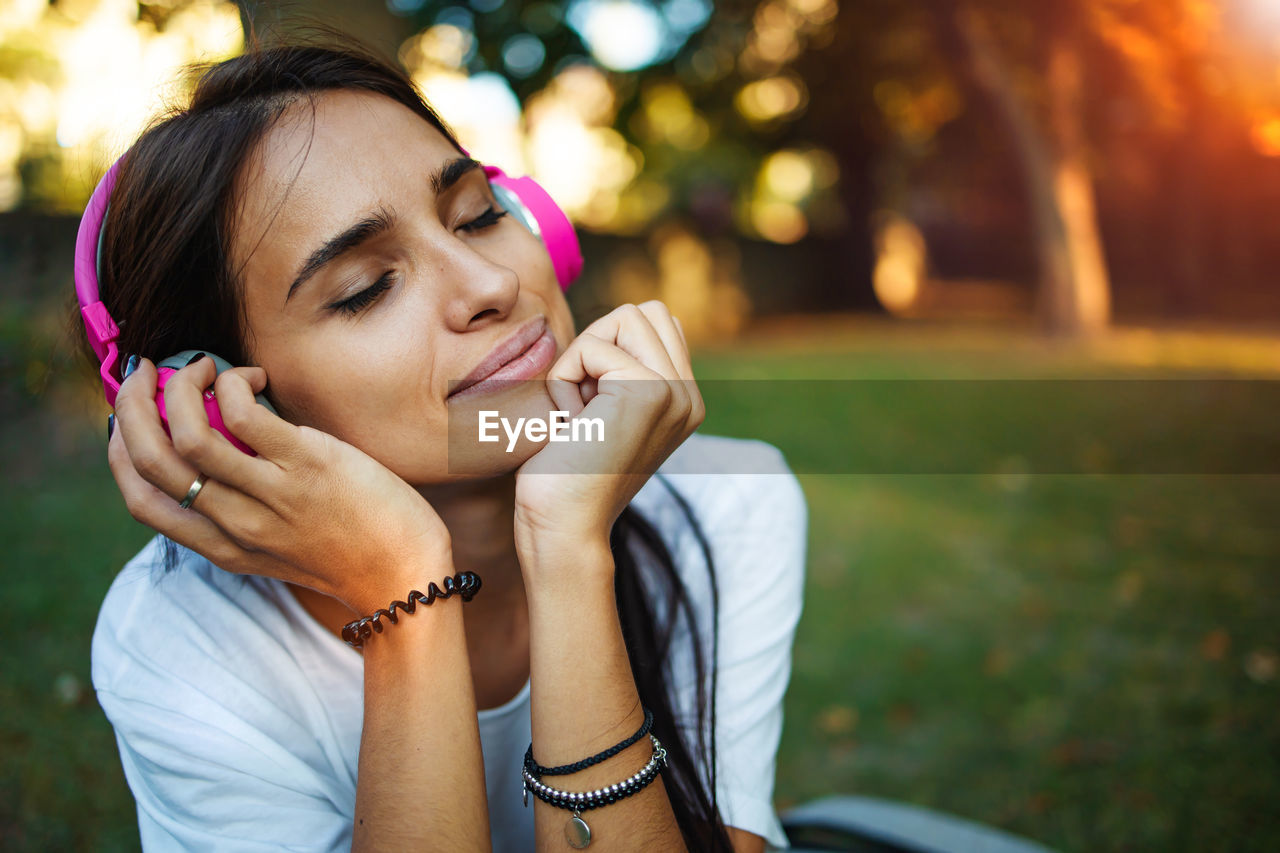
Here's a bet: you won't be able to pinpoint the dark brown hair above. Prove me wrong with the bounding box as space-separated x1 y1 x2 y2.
78 32 732 850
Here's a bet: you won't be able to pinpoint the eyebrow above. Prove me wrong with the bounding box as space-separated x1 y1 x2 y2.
285 156 483 303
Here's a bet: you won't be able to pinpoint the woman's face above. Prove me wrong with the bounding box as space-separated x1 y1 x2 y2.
229 89 576 485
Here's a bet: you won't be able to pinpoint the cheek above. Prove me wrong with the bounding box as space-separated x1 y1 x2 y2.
259 329 423 439
276 361 455 484
518 237 575 338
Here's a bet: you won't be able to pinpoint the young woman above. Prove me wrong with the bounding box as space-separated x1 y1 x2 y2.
81 37 806 852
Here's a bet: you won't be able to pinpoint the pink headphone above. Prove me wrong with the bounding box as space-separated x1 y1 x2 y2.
75 149 583 454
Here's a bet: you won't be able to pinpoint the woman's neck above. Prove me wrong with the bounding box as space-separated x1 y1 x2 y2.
419 472 524 592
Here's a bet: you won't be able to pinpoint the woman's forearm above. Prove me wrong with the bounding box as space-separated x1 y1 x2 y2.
525 538 687 852
353 555 491 852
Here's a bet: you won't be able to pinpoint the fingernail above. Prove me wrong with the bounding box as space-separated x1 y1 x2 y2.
122 354 139 379
185 352 207 366
107 413 115 441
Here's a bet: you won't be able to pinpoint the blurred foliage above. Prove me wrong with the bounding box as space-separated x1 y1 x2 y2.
391 0 844 244
4 0 1280 324
0 0 243 212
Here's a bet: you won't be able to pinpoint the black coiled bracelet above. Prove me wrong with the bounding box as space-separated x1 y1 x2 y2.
340 571 482 649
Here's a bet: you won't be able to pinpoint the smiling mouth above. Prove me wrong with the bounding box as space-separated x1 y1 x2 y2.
447 317 556 401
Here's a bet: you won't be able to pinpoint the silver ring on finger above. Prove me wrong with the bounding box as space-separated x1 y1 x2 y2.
178 474 208 510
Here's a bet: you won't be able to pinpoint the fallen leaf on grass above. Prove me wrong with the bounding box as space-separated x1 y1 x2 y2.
1200 628 1230 662
1244 648 1277 684
984 645 1013 677
888 703 916 729
1049 738 1119 768
1113 570 1143 606
816 705 859 736
1026 792 1054 815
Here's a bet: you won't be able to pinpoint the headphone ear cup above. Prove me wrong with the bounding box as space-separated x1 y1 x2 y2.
484 167 583 291
490 182 539 237
154 351 277 457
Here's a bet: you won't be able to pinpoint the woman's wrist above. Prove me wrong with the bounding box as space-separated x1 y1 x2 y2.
514 511 611 552
518 528 611 557
517 531 614 593
356 585 468 663
342 544 457 617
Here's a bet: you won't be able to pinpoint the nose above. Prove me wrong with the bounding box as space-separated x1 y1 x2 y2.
434 233 521 331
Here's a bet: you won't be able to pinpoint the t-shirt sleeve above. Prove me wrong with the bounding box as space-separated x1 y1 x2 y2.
713 449 807 849
95 687 352 853
91 546 356 852
660 440 808 849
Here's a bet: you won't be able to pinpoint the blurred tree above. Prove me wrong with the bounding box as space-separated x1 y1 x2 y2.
929 0 1112 335
773 0 1268 331
275 1 1279 324
921 0 1239 334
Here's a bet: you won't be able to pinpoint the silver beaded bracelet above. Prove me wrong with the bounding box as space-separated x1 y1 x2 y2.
521 733 668 849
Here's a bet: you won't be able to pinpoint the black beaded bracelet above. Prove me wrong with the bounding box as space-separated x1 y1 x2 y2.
340 571 481 649
524 708 654 778
522 734 668 849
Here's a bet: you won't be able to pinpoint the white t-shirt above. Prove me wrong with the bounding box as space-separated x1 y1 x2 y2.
91 433 807 852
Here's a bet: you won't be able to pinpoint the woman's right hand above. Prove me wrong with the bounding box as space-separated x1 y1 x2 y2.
108 356 452 615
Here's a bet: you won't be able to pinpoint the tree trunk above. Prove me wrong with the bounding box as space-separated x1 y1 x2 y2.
949 5 1112 335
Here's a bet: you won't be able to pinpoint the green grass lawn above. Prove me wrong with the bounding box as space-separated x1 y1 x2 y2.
696 322 1280 852
3 320 1277 851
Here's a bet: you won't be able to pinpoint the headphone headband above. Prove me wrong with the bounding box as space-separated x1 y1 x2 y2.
74 155 125 405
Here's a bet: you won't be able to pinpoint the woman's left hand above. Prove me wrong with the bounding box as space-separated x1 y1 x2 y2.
513 300 703 573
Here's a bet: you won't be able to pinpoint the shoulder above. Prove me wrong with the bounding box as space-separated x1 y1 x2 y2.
630 432 808 659
654 431 801 482
639 431 806 517
633 432 808 592
93 537 220 695
90 536 341 730
94 538 249 698
90 538 358 841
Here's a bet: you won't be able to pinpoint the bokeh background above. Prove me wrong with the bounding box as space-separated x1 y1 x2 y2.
2 0 1278 849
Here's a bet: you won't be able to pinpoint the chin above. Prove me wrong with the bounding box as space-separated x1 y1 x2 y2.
440 382 560 478
445 442 541 481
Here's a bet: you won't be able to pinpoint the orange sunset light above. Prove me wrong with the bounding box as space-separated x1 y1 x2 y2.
1251 115 1280 156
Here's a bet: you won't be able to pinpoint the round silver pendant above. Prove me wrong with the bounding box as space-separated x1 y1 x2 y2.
565 813 592 849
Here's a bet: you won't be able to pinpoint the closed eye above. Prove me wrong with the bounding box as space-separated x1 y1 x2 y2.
328 270 396 316
461 205 508 232
325 205 507 316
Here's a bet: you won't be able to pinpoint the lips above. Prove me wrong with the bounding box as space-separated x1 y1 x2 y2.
448 316 551 398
